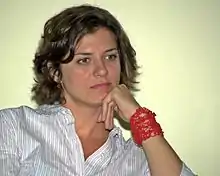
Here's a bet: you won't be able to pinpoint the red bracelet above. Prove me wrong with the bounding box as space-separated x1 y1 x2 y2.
130 107 164 145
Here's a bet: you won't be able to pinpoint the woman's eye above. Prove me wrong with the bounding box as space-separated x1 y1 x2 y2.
105 54 118 61
77 57 90 64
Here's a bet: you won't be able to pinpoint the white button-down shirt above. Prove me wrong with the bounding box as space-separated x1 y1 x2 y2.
0 104 195 175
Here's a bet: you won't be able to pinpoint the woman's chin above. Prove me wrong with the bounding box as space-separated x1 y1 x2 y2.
88 95 106 107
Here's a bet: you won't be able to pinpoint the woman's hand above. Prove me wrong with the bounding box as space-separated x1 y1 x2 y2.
97 84 140 130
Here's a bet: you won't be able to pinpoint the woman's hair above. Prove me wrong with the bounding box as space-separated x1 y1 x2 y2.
32 4 140 105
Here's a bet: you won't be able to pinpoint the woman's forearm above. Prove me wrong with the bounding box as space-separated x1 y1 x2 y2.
142 135 182 176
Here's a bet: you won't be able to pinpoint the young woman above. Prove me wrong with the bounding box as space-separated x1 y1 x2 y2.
0 5 196 176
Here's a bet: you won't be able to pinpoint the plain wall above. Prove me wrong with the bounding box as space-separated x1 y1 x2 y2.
0 0 219 175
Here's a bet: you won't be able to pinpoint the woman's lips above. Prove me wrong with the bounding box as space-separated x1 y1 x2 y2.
90 82 112 89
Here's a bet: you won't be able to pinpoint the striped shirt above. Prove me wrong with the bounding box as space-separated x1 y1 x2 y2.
0 104 195 176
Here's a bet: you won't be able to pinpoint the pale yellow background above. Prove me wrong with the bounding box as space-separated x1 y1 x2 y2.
0 0 219 175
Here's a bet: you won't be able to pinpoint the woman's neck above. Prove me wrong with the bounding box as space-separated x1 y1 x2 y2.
63 101 109 140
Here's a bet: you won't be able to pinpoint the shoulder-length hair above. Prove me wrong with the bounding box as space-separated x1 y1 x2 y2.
32 4 139 105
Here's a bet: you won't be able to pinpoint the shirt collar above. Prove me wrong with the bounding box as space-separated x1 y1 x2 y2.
37 104 124 139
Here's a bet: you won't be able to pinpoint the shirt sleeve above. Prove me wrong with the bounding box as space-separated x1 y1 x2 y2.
0 109 20 176
145 162 196 176
181 162 197 176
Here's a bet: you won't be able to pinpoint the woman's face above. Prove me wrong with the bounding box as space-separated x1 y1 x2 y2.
60 27 121 107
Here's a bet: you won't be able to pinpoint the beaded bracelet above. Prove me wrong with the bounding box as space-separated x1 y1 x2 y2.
130 107 164 145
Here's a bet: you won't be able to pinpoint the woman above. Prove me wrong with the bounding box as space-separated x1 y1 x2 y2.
0 4 196 176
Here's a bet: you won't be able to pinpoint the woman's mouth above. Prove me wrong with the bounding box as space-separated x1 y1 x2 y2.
90 82 112 89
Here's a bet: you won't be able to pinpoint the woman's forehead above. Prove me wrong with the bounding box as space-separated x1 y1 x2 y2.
74 28 117 52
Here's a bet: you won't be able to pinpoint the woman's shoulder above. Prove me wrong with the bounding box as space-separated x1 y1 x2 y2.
0 104 64 117
0 105 31 120
0 105 40 117
0 104 71 129
0 104 58 122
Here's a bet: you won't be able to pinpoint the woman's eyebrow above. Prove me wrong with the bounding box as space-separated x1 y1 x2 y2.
75 48 118 55
105 48 118 52
74 52 92 56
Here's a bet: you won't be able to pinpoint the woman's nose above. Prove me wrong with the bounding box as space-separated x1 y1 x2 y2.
93 59 108 77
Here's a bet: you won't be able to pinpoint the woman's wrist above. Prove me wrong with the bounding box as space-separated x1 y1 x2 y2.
130 107 164 146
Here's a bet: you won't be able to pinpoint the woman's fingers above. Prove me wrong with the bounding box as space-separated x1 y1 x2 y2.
102 101 108 122
104 101 115 130
98 95 116 130
97 113 102 122
105 106 111 129
101 93 112 121
99 83 138 127
109 107 114 128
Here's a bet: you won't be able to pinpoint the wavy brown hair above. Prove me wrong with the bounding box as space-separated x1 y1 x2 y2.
32 4 140 105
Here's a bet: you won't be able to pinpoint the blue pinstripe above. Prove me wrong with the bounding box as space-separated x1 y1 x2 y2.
0 105 195 176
